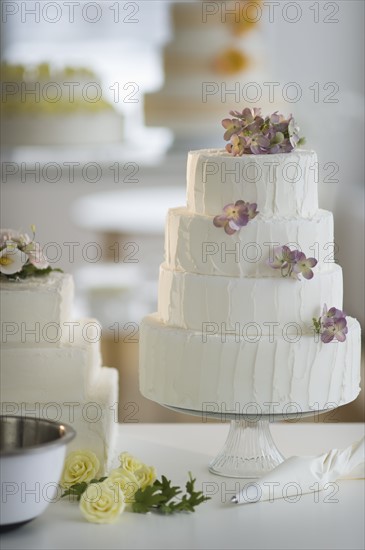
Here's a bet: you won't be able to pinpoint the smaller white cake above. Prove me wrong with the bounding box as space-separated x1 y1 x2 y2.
0 272 119 470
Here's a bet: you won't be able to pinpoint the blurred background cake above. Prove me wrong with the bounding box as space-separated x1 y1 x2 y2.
1 63 124 147
144 1 272 148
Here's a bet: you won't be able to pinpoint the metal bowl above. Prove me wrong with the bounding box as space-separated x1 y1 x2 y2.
0 415 75 531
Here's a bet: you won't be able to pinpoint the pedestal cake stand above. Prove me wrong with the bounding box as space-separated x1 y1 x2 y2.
163 404 328 478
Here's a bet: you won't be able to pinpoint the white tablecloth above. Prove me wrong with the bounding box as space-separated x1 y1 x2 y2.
1 423 364 550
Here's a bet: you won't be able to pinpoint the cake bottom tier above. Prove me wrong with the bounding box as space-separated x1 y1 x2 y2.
0 367 119 471
139 314 361 414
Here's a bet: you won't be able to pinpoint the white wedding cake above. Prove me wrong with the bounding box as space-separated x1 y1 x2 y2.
139 113 361 415
0 272 118 468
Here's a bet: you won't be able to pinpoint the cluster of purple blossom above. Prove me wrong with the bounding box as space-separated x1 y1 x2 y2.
222 108 305 156
267 245 317 280
313 305 348 344
213 200 259 235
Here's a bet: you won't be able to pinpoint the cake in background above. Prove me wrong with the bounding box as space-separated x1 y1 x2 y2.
144 0 268 147
139 108 361 413
0 228 118 470
0 62 124 147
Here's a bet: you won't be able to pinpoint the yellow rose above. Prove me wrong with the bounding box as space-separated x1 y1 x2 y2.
134 464 157 491
79 481 125 524
60 449 100 489
108 468 140 503
118 452 143 473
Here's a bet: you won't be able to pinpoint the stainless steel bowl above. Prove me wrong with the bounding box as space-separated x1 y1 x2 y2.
0 416 75 531
0 415 75 455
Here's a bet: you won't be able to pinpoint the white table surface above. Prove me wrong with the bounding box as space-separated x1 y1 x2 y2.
1 422 364 550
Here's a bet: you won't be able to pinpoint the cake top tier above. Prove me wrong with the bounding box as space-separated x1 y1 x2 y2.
187 148 318 219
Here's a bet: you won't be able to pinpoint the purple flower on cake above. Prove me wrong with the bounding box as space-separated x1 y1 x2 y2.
225 134 245 156
0 226 59 280
292 251 318 280
313 304 348 343
321 318 348 343
222 118 243 141
213 200 259 235
267 245 317 280
267 245 292 270
322 304 346 323
222 108 305 156
229 107 263 132
248 134 271 155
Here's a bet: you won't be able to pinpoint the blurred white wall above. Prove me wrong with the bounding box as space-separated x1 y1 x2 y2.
261 0 364 324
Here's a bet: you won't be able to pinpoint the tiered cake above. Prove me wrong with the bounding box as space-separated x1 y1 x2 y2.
1 63 124 147
0 272 118 468
145 1 265 144
139 148 361 413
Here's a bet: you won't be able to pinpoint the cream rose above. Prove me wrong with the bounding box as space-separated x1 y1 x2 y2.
60 449 100 489
134 464 157 491
79 482 125 524
118 452 143 473
108 468 140 503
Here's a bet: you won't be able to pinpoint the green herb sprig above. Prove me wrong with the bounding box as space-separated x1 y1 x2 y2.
312 317 321 334
132 472 210 514
61 477 107 501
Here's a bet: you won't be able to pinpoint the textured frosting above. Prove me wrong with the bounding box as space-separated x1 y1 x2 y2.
187 149 318 218
0 272 74 345
1 319 102 402
140 314 361 412
166 207 334 277
139 147 361 415
1 368 118 469
0 272 118 470
158 263 343 331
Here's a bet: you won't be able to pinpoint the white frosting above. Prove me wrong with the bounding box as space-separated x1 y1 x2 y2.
1 319 102 402
1 368 118 470
158 263 343 331
0 272 118 470
187 149 318 219
165 207 334 277
139 147 361 415
0 272 74 345
140 314 361 412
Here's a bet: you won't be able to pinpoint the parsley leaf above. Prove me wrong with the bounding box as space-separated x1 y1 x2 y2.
132 484 167 514
132 472 210 514
61 477 107 501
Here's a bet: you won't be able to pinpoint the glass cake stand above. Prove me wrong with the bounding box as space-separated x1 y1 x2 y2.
163 404 328 478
